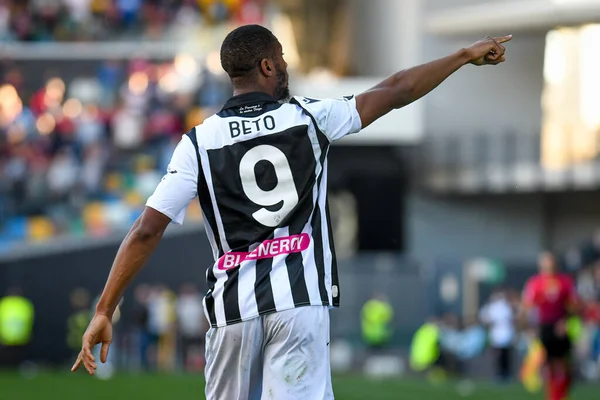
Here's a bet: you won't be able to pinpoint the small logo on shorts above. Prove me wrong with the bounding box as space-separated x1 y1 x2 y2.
332 285 339 298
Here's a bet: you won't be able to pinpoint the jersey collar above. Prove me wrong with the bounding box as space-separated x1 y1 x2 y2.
221 92 280 111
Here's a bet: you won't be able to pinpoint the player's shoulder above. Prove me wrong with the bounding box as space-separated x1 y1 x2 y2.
525 274 541 287
186 117 221 145
183 126 200 144
291 95 327 111
291 95 354 107
194 114 220 131
290 95 355 119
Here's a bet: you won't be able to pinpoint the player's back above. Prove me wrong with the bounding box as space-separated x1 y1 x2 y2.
195 95 320 256
523 273 578 325
186 92 362 327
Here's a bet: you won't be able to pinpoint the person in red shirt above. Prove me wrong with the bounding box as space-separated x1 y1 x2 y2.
520 252 581 400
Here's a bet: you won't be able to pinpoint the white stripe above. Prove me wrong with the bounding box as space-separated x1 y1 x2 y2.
301 234 322 305
302 123 326 305
201 129 232 326
238 244 259 321
306 124 323 179
210 263 228 326
201 207 220 261
318 156 333 305
197 146 231 253
202 297 210 326
269 227 296 311
187 129 220 261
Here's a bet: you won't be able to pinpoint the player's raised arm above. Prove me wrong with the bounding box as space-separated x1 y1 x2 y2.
355 35 512 129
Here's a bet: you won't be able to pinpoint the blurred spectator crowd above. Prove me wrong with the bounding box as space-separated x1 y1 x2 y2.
0 0 270 250
0 0 264 42
0 52 239 249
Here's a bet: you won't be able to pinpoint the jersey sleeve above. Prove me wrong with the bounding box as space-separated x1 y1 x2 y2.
293 95 362 141
146 135 198 225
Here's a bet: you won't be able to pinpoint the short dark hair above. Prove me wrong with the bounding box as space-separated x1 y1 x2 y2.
220 25 279 81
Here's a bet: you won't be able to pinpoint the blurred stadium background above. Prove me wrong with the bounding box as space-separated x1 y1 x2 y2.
1 0 600 399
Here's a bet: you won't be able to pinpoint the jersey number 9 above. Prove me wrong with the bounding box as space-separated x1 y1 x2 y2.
239 145 299 227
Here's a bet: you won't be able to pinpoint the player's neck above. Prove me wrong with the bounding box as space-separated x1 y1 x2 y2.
233 85 274 98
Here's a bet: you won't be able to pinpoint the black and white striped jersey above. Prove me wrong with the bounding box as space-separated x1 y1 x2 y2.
146 92 362 327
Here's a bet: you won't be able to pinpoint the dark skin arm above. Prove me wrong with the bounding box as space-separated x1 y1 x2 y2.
356 35 512 129
71 206 171 375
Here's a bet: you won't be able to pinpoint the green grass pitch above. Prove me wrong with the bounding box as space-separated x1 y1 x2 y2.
0 371 598 400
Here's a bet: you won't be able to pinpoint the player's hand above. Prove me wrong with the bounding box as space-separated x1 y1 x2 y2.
466 35 512 66
71 313 113 375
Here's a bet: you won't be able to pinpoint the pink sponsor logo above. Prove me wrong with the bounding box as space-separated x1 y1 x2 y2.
217 233 310 271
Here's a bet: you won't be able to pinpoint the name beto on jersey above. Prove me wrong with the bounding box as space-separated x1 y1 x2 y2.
229 115 276 138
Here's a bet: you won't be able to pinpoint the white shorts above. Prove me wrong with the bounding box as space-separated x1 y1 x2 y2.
204 305 333 400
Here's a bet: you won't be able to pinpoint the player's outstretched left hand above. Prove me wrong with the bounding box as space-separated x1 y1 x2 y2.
466 35 512 66
71 313 113 375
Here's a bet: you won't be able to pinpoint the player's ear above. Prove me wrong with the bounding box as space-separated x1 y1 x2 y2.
260 59 274 77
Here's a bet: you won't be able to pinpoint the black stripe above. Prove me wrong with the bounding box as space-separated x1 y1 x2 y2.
187 128 218 326
311 204 329 305
255 235 276 314
285 251 310 306
222 268 241 323
186 128 223 258
205 267 217 327
285 215 310 306
223 244 250 324
325 198 340 307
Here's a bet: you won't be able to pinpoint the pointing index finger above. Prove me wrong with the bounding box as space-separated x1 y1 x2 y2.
495 35 513 44
71 356 82 372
